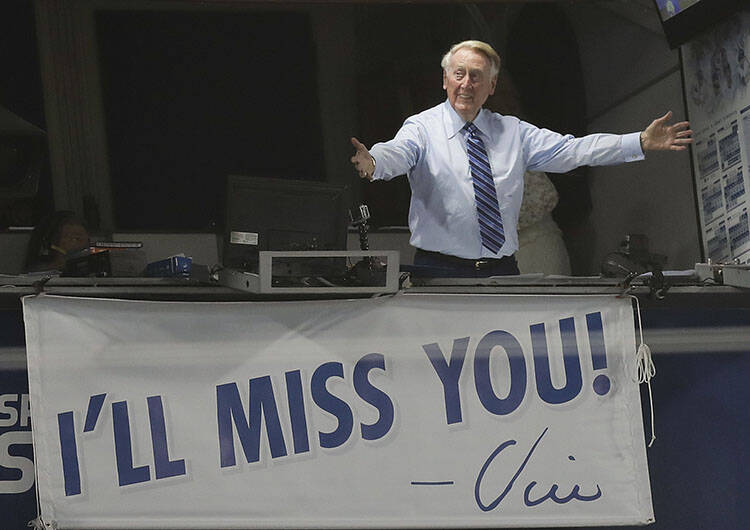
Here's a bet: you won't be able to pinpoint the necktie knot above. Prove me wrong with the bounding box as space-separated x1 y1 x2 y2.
464 122 479 137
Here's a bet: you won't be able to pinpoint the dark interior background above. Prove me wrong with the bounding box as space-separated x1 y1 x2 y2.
0 0 52 228
2 2 590 252
94 4 587 233
96 10 325 230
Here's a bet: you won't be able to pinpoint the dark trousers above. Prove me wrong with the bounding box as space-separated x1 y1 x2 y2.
412 248 520 278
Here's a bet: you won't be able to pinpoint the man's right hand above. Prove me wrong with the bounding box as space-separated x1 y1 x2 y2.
350 137 375 181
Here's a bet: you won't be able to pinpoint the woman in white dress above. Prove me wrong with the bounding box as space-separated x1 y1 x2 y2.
515 170 571 275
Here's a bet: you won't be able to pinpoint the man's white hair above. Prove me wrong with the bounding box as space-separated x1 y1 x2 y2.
441 40 501 78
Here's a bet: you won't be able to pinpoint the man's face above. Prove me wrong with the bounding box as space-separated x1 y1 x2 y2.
57 223 89 253
443 47 497 122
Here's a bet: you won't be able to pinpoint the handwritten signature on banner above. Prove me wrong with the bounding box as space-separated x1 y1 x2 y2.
53 310 614 513
474 427 601 511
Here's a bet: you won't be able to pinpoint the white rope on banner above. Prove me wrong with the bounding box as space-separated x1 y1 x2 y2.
27 516 54 530
629 295 657 447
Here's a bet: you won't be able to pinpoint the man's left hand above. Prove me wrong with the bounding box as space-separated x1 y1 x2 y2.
640 111 693 152
350 137 376 181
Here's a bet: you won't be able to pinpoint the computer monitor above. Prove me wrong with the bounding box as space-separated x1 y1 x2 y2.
0 134 43 200
223 175 351 271
652 0 744 48
0 106 44 205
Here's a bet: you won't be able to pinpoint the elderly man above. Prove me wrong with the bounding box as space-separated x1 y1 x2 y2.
350 40 692 276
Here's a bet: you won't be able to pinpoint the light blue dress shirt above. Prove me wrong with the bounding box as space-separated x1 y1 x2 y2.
370 99 644 259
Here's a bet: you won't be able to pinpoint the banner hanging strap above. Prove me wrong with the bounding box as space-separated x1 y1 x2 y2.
629 295 656 447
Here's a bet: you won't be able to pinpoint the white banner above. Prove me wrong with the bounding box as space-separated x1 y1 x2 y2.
23 293 653 529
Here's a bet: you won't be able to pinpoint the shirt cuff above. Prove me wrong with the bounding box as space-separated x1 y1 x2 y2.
370 146 384 181
622 132 645 162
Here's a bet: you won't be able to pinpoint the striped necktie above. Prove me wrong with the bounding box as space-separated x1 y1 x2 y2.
464 122 505 253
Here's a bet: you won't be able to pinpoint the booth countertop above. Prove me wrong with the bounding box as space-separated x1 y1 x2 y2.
0 273 747 306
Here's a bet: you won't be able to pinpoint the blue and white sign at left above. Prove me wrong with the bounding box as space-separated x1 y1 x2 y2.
0 305 37 530
23 293 653 528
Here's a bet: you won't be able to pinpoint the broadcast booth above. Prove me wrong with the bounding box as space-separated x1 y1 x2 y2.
1 1 749 529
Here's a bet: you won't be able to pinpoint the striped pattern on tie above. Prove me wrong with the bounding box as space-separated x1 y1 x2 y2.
464 122 505 253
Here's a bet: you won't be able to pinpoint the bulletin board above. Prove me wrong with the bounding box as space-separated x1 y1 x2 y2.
682 10 750 263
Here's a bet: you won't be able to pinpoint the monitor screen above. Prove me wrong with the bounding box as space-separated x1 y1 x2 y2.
653 0 744 48
0 134 43 198
223 175 351 271
654 0 701 22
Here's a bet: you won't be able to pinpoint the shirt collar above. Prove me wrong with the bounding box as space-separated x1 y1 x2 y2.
443 99 490 139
